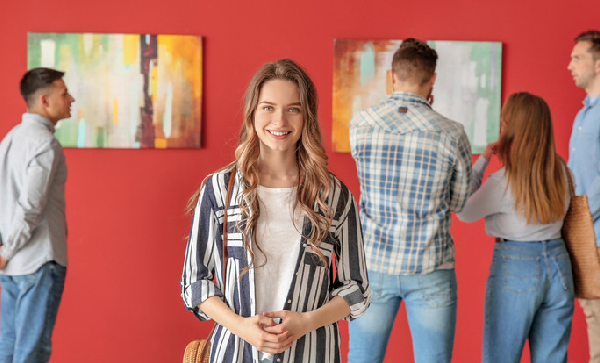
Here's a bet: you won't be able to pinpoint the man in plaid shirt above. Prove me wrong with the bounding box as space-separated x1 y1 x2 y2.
348 38 472 363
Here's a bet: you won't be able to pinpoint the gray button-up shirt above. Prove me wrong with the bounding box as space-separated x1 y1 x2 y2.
0 113 68 275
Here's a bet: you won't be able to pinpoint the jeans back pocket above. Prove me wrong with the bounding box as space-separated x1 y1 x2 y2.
501 254 540 294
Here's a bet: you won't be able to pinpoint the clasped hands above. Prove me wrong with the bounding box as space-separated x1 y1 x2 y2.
234 310 312 355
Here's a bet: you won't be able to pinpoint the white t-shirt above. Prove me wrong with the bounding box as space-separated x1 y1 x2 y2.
254 186 303 312
254 185 303 361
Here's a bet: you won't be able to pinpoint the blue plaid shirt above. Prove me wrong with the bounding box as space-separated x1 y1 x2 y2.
350 92 472 275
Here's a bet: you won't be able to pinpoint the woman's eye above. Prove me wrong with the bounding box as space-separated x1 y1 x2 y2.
289 107 301 113
262 106 273 111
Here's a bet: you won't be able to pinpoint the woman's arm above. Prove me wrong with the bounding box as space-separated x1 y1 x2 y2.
181 182 224 320
468 142 497 196
262 296 350 339
456 165 506 223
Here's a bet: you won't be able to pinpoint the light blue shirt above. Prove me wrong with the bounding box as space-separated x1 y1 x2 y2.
0 113 68 275
568 95 600 246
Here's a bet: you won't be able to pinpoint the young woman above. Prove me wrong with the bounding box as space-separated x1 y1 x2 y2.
181 59 370 363
457 92 575 363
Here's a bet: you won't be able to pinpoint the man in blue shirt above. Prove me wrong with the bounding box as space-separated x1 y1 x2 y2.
348 38 472 363
0 68 74 363
567 30 600 363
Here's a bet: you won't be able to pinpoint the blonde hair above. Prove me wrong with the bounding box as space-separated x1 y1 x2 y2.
497 92 567 224
189 59 334 274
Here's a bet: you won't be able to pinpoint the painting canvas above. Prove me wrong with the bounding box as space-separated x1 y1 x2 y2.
28 32 202 149
332 39 502 154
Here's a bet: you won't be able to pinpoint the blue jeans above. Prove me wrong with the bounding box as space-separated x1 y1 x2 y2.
0 261 66 363
483 239 575 363
348 269 457 363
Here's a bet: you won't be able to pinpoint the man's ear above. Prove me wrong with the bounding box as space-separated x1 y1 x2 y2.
429 73 437 88
39 92 50 108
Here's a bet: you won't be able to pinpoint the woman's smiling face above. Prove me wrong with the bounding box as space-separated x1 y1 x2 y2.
254 79 304 156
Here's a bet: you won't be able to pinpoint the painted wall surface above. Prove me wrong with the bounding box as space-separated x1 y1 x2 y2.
0 0 597 362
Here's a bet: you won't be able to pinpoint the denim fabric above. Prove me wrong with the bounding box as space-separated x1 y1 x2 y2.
348 269 457 363
483 240 575 363
0 261 66 363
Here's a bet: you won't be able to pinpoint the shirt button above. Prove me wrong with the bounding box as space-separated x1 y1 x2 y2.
277 359 281 362
572 148 576 151
579 126 582 130
287 299 291 304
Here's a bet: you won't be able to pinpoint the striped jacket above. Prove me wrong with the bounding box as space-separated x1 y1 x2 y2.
181 169 370 363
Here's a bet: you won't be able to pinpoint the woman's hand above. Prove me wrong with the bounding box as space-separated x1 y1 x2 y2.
232 314 294 354
199 297 293 354
262 311 313 342
482 141 499 161
262 297 351 343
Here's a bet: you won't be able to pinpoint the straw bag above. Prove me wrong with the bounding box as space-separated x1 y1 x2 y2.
562 170 600 299
183 168 236 363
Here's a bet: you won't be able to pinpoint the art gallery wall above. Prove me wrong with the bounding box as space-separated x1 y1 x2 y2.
0 0 597 362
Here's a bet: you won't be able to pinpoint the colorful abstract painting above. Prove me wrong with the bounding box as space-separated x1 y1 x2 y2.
332 39 502 154
28 32 202 149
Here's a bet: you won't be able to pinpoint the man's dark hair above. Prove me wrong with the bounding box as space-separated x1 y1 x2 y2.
20 67 65 107
575 30 600 60
392 38 438 85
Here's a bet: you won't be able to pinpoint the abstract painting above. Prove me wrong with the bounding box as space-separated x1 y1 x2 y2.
332 39 502 154
28 32 202 149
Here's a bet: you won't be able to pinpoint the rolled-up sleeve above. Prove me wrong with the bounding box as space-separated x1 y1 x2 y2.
181 180 224 321
329 187 371 321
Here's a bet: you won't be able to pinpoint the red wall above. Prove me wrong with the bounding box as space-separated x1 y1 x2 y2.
0 0 597 362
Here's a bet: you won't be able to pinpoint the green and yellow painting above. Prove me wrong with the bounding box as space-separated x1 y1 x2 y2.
332 39 501 154
28 32 202 149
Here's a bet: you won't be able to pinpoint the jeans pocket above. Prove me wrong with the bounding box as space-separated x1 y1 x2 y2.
501 254 539 294
552 252 575 292
13 274 39 290
418 271 456 307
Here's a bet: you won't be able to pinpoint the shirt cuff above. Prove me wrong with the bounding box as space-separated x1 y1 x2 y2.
0 245 13 261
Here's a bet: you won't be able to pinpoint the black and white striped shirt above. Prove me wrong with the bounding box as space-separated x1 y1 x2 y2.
181 169 370 363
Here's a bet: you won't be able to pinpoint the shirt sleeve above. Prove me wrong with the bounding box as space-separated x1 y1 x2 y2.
585 165 600 221
448 128 473 213
457 166 506 223
1 140 61 261
329 186 371 321
180 179 224 321
469 157 490 195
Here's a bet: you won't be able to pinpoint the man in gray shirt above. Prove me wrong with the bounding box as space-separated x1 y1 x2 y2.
0 67 74 363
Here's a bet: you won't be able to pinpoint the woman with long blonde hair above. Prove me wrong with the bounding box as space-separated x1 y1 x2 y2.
181 59 370 363
458 92 575 362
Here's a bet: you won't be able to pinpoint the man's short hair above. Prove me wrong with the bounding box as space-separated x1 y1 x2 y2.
20 67 65 107
575 30 600 60
392 38 438 85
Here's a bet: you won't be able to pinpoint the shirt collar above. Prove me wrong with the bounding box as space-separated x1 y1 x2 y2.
390 91 431 107
22 113 56 133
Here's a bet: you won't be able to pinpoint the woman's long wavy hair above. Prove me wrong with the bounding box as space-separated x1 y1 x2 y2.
188 59 334 274
497 92 568 224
